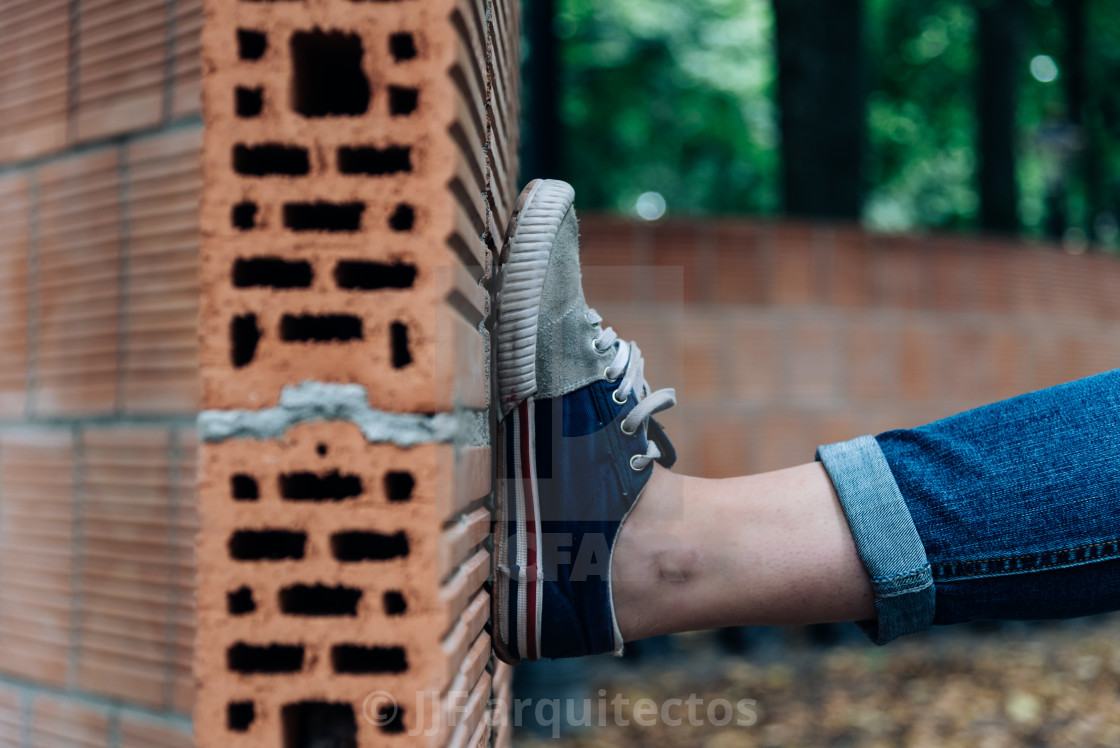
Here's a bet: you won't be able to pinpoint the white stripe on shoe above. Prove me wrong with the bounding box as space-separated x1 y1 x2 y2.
512 403 528 660
525 398 542 660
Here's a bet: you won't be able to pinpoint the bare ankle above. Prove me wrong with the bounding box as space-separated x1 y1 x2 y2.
611 466 695 640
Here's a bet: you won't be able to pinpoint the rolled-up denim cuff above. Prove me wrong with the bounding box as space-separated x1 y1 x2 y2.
816 435 935 644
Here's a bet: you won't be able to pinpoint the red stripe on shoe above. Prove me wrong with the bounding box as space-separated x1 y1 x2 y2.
519 401 539 660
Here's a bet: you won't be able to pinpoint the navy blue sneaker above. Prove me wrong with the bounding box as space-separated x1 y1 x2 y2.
492 179 677 663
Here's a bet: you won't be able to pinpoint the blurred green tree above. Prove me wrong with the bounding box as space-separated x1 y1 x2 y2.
863 0 979 232
1080 0 1120 247
530 0 1120 250
548 0 780 216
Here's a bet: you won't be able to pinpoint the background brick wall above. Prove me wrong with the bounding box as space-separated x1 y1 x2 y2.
0 0 203 744
580 217 1120 478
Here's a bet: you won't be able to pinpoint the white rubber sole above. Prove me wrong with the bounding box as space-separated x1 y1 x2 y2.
494 179 575 416
492 179 574 665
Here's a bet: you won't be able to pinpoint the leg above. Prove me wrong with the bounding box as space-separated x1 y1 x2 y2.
491 177 1120 661
614 369 1120 646
612 463 875 641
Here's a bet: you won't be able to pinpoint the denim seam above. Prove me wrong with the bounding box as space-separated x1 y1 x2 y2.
876 576 934 599
869 562 931 585
934 538 1120 580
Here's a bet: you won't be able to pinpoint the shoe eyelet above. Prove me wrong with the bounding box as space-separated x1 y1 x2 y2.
603 367 618 383
612 388 629 406
620 420 637 436
629 454 647 471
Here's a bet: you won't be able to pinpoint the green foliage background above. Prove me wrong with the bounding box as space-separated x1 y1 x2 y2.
547 0 1120 247
557 0 779 216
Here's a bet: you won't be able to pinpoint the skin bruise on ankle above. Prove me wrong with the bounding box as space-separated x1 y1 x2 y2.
650 538 697 583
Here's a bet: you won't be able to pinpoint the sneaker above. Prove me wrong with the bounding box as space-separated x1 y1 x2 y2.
492 179 677 663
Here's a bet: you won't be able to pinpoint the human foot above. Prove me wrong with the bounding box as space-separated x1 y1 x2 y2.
491 179 677 662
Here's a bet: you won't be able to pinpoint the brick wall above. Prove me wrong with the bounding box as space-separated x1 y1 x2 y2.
580 217 1120 478
0 0 203 744
194 1 517 747
0 0 521 743
3 1 1120 745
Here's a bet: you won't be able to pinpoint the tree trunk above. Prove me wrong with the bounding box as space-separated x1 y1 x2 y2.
1062 0 1086 129
771 0 865 220
976 0 1024 234
521 0 561 183
1061 0 1104 246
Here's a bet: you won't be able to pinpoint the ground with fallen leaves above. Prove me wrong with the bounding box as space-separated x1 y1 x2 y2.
515 615 1120 747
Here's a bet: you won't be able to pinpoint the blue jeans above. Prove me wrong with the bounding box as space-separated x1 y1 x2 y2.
817 368 1120 644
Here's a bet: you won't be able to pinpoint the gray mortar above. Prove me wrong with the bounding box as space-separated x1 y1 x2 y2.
198 381 489 446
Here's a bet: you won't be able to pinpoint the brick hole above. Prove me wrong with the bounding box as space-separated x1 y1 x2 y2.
230 313 261 368
283 202 364 232
279 584 362 616
389 32 416 61
232 201 257 230
233 258 314 289
280 314 363 342
333 260 416 290
279 470 362 501
229 530 307 560
390 321 412 368
236 86 263 117
233 144 310 176
337 145 410 175
231 474 259 500
281 702 356 748
228 586 256 615
384 471 414 501
388 86 418 116
378 704 405 734
331 530 408 561
316 443 328 456
228 702 255 732
227 643 304 674
290 29 369 117
383 591 407 615
331 644 407 674
389 203 414 231
237 29 267 60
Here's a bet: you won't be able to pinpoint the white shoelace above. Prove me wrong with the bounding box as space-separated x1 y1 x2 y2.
586 309 677 470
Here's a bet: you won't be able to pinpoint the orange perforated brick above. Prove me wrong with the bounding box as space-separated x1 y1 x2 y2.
0 0 69 163
35 149 122 416
0 172 30 416
0 430 76 688
197 0 518 743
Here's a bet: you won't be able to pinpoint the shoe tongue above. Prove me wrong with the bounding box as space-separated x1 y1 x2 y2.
647 418 677 469
535 206 610 399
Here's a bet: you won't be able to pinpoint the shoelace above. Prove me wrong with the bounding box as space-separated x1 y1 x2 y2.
586 309 677 470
